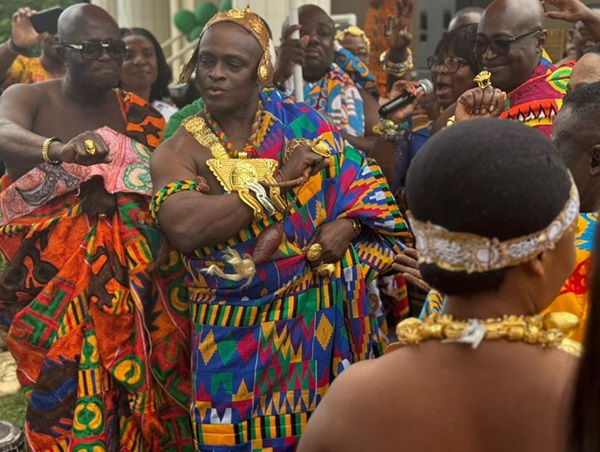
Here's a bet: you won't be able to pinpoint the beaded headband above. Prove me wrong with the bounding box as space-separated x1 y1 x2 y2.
408 178 580 274
179 8 273 85
335 25 371 53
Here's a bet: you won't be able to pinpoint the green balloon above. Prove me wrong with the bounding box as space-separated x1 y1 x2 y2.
174 9 198 34
195 2 218 26
219 0 232 11
188 25 204 42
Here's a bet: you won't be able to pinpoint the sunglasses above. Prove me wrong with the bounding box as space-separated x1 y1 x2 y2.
62 40 128 60
427 56 469 73
474 28 542 57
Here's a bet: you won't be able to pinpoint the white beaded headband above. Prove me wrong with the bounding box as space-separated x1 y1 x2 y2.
408 178 579 274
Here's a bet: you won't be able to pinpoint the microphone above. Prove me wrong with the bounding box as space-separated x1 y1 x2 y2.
378 79 434 117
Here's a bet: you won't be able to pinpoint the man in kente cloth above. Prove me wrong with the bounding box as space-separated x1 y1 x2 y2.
0 4 192 450
150 8 409 451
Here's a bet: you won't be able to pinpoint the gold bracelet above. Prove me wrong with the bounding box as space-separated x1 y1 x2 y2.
42 137 62 165
351 218 362 236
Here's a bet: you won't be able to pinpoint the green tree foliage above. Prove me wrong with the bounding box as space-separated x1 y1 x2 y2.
0 0 84 45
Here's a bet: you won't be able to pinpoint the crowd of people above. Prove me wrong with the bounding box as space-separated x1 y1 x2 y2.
1 0 600 450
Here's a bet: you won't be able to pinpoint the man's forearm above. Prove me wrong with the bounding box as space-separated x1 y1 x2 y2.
158 192 256 253
0 121 52 177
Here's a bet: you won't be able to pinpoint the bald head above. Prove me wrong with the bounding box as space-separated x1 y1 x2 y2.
568 52 600 92
293 4 336 82
477 0 546 92
58 4 119 43
298 4 332 22
482 0 545 31
448 7 484 32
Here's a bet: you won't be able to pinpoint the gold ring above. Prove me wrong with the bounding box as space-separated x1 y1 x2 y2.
474 70 492 90
306 243 323 262
311 137 332 158
315 263 335 277
84 139 96 155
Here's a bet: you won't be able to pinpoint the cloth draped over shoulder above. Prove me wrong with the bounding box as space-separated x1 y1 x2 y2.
419 213 596 343
334 46 379 99
184 87 409 450
284 64 366 137
500 51 570 138
0 90 194 450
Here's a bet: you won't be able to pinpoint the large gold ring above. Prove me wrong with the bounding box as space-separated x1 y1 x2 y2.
306 243 323 262
474 71 492 90
311 137 332 158
315 263 335 277
84 139 96 155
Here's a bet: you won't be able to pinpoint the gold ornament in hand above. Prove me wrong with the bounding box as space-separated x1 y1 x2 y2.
311 137 332 158
306 243 323 262
474 71 492 90
315 262 335 277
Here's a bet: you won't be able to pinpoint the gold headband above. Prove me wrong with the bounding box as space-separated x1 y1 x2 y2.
179 7 273 85
408 178 580 274
335 25 371 53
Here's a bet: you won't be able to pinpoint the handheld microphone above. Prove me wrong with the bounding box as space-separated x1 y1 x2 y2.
378 79 434 117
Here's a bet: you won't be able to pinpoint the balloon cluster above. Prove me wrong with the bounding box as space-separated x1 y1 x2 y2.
173 0 232 41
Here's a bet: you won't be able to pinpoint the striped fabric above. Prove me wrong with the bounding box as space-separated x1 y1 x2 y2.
183 88 410 450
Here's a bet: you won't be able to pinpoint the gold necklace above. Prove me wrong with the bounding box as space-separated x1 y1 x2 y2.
387 312 581 357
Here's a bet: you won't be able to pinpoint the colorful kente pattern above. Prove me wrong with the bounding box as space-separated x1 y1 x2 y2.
0 91 194 450
298 64 365 137
500 50 570 138
419 213 597 343
334 46 379 99
183 87 409 451
364 0 399 98
1 55 52 89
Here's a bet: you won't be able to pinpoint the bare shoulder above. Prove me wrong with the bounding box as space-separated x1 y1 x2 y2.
299 353 413 452
150 123 216 191
0 82 43 107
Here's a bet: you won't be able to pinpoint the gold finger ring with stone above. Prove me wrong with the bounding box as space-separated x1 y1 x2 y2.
84 139 96 155
315 262 335 277
306 243 323 262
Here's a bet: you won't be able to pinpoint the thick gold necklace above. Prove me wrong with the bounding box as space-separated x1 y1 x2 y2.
387 312 581 357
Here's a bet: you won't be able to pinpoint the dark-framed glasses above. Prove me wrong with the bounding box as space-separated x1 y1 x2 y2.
62 40 128 60
474 28 542 56
427 55 469 73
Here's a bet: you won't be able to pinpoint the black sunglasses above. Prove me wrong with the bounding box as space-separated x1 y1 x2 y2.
62 40 128 60
427 56 469 74
474 28 542 57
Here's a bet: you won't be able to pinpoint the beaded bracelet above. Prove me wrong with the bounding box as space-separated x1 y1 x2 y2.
372 118 410 142
150 179 210 226
7 38 28 55
380 48 414 78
